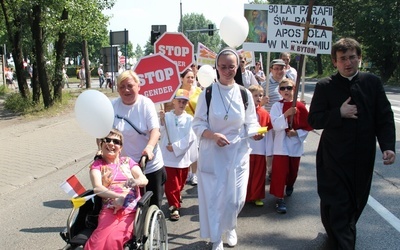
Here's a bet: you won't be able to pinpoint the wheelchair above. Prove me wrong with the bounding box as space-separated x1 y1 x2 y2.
60 157 168 250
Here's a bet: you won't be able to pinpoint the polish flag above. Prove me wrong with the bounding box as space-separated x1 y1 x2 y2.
60 175 86 197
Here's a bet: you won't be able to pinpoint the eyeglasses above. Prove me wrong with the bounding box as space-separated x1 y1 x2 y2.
337 55 358 63
217 65 237 71
279 86 293 91
103 137 122 146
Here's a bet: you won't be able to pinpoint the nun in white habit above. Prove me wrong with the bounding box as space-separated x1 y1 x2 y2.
192 48 260 250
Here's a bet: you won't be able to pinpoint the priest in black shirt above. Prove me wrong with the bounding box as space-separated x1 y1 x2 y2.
308 38 396 249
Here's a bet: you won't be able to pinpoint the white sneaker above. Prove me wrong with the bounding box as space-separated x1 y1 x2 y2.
226 229 237 247
190 174 198 186
212 239 224 250
186 173 192 183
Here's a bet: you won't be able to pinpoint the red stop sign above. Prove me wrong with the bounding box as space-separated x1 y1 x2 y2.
133 53 180 104
154 32 194 73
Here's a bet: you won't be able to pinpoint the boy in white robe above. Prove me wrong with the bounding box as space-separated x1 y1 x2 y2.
159 89 198 221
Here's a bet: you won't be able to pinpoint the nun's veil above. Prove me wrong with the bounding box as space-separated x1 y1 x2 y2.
215 48 243 86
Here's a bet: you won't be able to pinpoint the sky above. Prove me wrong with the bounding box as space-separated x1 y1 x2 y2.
103 0 250 48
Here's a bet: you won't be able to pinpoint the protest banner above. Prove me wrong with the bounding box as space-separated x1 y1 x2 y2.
243 4 333 54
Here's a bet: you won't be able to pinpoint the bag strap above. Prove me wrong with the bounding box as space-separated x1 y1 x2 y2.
205 85 212 120
239 85 248 110
115 114 147 136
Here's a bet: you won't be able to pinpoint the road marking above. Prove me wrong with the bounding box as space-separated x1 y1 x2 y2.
305 86 400 231
368 195 400 232
304 93 400 124
391 106 400 112
389 99 400 104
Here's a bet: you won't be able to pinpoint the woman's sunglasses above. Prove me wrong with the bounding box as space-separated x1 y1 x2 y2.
103 137 122 146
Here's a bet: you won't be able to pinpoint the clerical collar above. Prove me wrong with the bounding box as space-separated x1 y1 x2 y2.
340 71 359 81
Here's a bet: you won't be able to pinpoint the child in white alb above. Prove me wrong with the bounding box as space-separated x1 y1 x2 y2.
159 89 198 221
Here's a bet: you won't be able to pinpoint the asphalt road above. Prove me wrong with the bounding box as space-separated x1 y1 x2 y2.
0 80 399 249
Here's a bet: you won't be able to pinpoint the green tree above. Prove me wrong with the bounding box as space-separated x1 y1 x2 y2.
179 13 221 53
248 0 271 4
142 13 222 57
355 0 400 82
133 44 144 59
0 0 113 108
119 41 134 60
68 0 113 91
143 38 153 56
0 0 31 99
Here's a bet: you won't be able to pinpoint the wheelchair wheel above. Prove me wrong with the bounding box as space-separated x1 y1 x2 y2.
143 205 168 250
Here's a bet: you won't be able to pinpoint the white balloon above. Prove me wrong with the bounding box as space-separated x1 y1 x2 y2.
220 15 249 48
197 65 216 88
74 90 114 138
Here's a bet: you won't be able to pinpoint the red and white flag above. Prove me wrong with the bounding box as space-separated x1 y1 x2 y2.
60 175 86 197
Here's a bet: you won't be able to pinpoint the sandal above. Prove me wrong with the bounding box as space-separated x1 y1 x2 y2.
170 208 180 221
254 200 264 206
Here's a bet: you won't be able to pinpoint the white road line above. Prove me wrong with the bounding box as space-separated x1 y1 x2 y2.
368 195 400 232
304 90 400 234
304 93 400 124
388 99 400 104
305 88 400 231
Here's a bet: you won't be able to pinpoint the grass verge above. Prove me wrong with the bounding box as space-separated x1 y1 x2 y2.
1 87 118 120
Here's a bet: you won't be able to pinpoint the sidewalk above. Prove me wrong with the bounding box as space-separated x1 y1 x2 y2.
0 89 99 196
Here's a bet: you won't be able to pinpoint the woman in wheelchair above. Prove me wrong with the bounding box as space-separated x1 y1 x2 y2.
85 129 148 250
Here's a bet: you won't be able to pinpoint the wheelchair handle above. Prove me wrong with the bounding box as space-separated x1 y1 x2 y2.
139 155 149 172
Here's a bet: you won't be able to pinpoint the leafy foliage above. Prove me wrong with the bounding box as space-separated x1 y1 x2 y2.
3 92 33 114
142 13 222 57
3 90 73 115
133 44 144 59
0 0 114 109
143 39 153 57
179 13 222 53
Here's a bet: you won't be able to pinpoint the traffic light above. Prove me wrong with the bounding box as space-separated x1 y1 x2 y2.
151 30 160 45
151 25 167 45
208 24 214 36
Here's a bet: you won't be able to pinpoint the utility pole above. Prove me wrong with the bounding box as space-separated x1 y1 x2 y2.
180 0 183 32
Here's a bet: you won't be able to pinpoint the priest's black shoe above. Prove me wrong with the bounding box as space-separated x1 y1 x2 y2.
286 186 294 196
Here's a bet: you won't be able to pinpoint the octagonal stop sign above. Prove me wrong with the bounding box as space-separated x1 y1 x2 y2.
154 32 194 73
133 53 180 104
